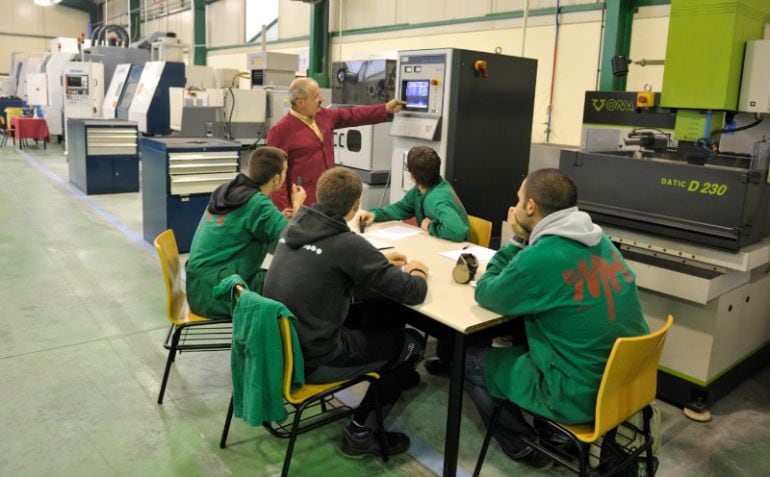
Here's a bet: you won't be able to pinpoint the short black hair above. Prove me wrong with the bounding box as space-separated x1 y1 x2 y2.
317 167 362 216
248 146 287 186
524 168 578 216
406 146 441 188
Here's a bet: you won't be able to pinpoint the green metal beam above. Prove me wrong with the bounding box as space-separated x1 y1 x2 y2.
308 0 329 87
59 0 94 13
129 0 140 42
193 0 207 65
599 0 636 91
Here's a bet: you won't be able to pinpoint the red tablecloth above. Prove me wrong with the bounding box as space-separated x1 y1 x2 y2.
11 116 49 142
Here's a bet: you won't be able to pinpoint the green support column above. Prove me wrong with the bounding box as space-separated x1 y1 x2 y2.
193 0 207 65
129 0 140 42
308 0 330 87
599 0 635 91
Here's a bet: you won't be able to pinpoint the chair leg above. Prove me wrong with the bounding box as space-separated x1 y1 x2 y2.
220 395 234 448
157 329 181 404
371 380 389 462
473 399 503 477
643 405 656 476
282 403 306 477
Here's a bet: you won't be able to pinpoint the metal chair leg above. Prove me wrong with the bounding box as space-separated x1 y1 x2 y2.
473 399 503 477
282 403 306 477
220 396 234 448
643 406 656 476
157 329 181 404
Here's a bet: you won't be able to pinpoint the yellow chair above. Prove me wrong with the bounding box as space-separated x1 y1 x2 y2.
473 315 673 476
5 107 23 147
468 215 492 248
153 229 232 404
220 314 388 477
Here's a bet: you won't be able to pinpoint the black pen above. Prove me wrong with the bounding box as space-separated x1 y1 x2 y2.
358 216 366 234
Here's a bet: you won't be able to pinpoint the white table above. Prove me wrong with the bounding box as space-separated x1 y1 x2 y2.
357 221 512 477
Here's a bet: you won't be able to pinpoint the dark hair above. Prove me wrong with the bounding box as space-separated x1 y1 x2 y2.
524 168 578 216
248 146 287 186
317 167 363 216
406 146 441 188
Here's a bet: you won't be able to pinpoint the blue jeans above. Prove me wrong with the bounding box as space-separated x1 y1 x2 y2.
464 345 536 459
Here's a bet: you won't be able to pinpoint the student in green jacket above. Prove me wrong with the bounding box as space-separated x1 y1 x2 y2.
185 146 306 319
357 146 470 242
464 168 649 471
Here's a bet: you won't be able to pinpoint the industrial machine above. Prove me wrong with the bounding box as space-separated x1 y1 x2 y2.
128 61 185 135
390 48 537 242
81 25 150 90
557 0 770 416
102 63 132 119
27 52 75 137
247 52 298 88
115 64 144 120
140 137 241 252
63 61 104 152
67 119 139 194
330 59 397 210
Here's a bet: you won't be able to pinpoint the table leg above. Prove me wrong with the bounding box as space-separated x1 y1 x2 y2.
443 331 466 477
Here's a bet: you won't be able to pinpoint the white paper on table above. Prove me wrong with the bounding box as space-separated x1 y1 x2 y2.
364 237 394 250
440 245 497 263
367 225 421 241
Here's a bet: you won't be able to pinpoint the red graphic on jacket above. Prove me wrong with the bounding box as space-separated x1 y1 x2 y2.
561 251 632 320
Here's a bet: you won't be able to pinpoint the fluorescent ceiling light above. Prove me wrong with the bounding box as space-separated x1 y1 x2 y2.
33 0 63 6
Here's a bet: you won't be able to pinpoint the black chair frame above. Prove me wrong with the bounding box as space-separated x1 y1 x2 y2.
220 374 388 477
473 400 656 477
157 319 232 404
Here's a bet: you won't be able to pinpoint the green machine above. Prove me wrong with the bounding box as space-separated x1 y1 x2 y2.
563 0 770 420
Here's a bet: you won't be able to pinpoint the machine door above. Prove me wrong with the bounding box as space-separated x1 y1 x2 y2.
336 125 373 170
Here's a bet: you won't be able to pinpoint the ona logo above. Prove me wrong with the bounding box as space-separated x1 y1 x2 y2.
592 98 636 112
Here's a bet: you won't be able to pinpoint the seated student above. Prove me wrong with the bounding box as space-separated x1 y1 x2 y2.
464 169 649 470
263 166 429 458
185 146 305 319
357 146 470 242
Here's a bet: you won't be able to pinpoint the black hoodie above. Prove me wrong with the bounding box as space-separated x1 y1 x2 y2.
263 204 428 366
207 173 262 214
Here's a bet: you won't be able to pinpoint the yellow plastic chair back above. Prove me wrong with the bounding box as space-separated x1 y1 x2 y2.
468 215 492 248
563 315 673 442
153 229 207 326
6 107 23 129
278 317 378 405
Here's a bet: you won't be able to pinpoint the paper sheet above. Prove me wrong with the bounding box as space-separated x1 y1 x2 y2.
367 225 422 241
440 245 497 263
364 237 394 250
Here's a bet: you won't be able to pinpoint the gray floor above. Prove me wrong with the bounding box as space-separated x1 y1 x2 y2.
2 143 769 476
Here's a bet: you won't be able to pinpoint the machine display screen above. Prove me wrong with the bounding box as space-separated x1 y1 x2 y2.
403 80 429 111
66 75 85 88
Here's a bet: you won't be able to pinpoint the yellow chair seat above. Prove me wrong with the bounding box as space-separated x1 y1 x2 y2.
286 372 380 404
560 423 597 443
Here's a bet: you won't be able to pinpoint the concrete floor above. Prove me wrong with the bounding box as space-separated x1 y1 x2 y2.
1 143 769 476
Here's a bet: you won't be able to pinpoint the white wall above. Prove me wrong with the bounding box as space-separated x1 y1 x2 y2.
208 2 671 146
0 0 89 74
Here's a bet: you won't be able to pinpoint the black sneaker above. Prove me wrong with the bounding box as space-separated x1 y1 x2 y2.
423 357 451 376
339 426 410 458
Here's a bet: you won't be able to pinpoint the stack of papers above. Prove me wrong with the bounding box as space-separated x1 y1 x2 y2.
440 245 497 263
367 226 422 241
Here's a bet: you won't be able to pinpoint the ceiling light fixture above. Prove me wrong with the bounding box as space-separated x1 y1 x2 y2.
33 0 63 6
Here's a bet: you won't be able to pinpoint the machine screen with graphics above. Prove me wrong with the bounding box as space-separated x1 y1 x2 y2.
403 80 429 111
66 75 84 88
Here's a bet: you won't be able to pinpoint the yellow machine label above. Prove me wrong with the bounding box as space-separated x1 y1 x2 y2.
660 178 728 196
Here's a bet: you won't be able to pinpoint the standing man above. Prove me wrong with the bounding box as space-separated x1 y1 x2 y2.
263 167 429 458
268 77 405 213
464 168 649 470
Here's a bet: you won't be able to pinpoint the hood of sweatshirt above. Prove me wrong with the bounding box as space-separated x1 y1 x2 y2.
529 206 603 247
207 173 262 214
282 204 350 249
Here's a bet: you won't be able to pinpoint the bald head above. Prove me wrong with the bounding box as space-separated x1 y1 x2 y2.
289 78 323 117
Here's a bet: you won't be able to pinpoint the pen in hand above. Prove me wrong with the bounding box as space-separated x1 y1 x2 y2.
358 216 366 234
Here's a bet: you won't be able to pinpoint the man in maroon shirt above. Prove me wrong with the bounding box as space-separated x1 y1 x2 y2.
268 77 404 214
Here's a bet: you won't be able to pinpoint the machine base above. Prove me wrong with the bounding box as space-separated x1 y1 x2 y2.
656 339 770 410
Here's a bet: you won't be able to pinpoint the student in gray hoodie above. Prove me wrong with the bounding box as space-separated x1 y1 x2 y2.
263 167 430 459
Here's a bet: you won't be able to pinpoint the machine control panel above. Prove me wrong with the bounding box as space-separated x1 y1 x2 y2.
390 113 440 140
65 73 91 105
397 54 446 115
